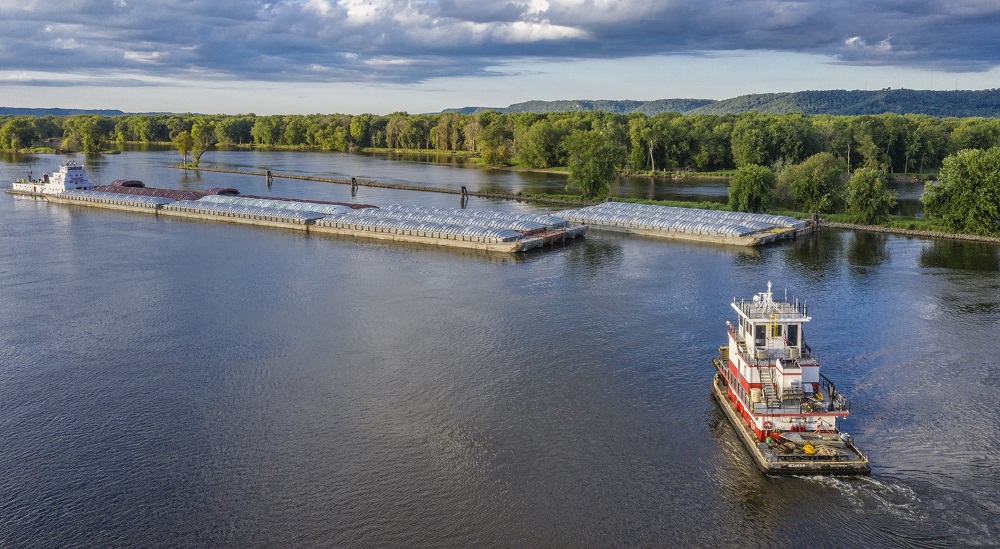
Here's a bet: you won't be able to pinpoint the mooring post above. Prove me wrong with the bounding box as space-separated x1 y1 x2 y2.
460 186 468 208
351 177 358 195
266 170 273 188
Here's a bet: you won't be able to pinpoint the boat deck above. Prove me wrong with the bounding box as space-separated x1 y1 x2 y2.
712 374 870 475
747 397 838 415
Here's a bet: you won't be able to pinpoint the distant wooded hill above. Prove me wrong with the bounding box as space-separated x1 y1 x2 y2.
446 89 1000 117
0 107 125 116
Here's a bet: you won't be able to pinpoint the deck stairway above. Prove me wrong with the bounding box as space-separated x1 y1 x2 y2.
759 367 781 408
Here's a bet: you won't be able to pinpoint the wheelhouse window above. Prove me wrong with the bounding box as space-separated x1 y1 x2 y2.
754 324 765 346
786 324 799 346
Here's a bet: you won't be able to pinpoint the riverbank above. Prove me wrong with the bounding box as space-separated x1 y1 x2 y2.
820 220 1000 243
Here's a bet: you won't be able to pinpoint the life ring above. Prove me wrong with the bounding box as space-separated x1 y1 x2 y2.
762 421 774 430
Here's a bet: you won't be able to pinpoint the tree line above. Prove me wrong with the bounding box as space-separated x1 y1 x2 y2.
3 110 998 172
2 110 999 234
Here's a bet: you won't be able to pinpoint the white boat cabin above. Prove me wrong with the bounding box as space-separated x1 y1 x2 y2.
719 281 852 438
728 281 819 398
11 163 93 195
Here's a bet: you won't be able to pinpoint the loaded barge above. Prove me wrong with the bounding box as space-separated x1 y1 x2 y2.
10 164 584 253
557 202 814 246
712 283 870 475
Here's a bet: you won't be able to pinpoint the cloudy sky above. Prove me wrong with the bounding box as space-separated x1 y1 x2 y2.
2 0 999 114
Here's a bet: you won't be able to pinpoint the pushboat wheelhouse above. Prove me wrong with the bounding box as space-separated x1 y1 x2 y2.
711 282 870 475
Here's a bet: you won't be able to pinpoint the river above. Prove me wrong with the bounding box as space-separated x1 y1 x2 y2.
0 150 997 547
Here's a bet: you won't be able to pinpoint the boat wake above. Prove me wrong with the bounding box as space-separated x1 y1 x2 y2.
801 475 922 520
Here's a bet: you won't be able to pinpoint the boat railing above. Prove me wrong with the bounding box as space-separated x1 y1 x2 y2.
819 373 849 413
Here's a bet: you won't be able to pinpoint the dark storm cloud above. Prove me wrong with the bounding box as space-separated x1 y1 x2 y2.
1 0 997 84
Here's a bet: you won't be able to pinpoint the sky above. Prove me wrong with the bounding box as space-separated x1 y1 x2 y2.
2 0 999 115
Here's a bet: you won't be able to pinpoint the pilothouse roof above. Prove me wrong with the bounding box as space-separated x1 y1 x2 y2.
731 281 811 323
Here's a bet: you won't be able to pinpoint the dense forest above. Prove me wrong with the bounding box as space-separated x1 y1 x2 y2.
2 108 1000 234
3 110 999 174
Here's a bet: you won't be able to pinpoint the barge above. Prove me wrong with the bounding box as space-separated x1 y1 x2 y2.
712 283 870 475
556 202 814 246
10 164 584 253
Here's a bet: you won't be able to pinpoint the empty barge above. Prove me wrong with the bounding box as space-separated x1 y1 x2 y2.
556 202 814 246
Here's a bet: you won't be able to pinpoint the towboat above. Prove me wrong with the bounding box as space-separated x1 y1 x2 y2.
711 282 870 475
9 162 93 195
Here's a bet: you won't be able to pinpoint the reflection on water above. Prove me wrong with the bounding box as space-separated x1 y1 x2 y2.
615 175 730 204
782 230 846 277
919 239 1000 272
848 232 891 268
563 238 625 276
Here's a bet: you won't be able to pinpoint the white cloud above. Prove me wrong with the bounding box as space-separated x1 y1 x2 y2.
0 0 998 89
845 36 892 54
489 20 586 43
124 50 167 63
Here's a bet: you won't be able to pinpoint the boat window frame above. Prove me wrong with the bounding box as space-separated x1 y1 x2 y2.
787 324 799 346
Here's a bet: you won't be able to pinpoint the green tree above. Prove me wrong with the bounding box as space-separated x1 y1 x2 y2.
214 116 254 145
462 119 483 152
731 116 769 167
332 126 349 151
562 130 623 199
62 115 106 153
31 116 62 141
0 118 37 151
190 120 216 166
846 168 896 224
282 116 308 146
689 115 732 171
628 115 660 172
770 113 816 165
479 118 513 165
515 121 562 168
172 130 193 164
949 118 1000 152
778 152 847 213
250 116 283 146
385 112 410 149
728 164 776 213
903 115 945 174
349 114 372 147
922 147 1000 235
852 116 888 170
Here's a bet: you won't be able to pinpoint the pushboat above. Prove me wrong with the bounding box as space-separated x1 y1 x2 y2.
10 162 93 195
711 282 870 475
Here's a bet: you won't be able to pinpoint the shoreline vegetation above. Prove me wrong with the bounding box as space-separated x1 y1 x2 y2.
2 108 997 238
170 164 999 244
